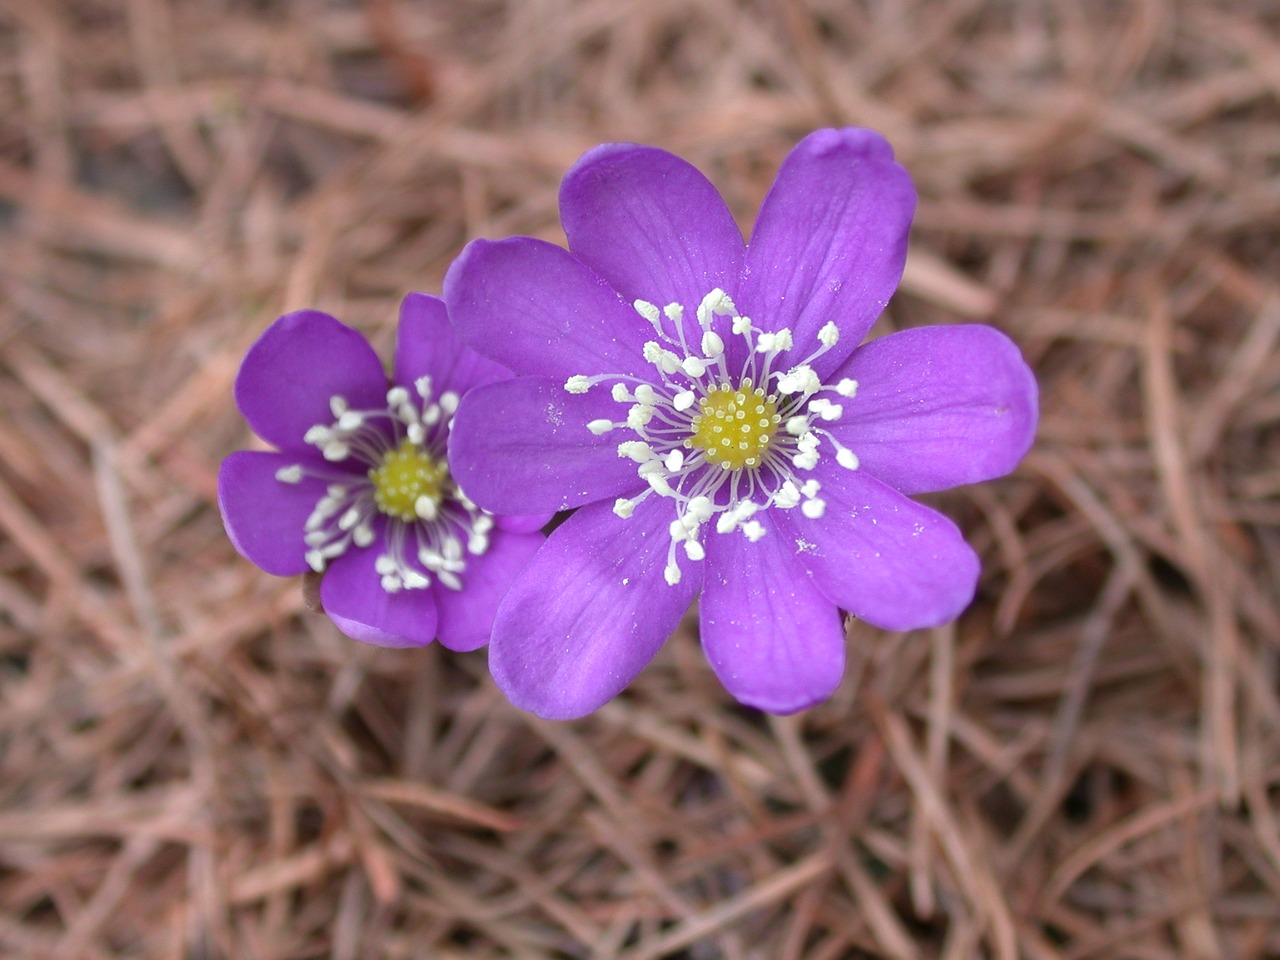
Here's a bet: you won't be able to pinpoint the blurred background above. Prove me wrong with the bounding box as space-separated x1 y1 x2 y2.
1 1 1278 957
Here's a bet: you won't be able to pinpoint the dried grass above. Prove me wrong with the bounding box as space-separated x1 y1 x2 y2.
1 1 1278 957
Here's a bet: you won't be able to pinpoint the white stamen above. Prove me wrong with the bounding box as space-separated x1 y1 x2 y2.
684 540 705 561
682 356 707 377
741 520 766 542
664 449 685 473
387 386 410 407
663 562 682 586
673 390 696 411
801 498 827 519
588 419 615 435
836 448 860 470
613 498 636 519
701 330 724 357
329 395 348 417
818 322 839 347
275 465 303 483
836 378 859 398
565 375 591 394
415 495 438 521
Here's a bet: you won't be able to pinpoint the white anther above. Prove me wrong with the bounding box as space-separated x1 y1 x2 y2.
588 418 615 435
793 450 819 470
701 330 724 357
338 507 361 531
758 329 793 352
797 432 820 453
627 405 655 430
415 496 438 521
836 378 859 398
386 386 410 407
668 518 690 542
664 449 685 473
611 382 633 403
681 356 707 377
381 575 402 593
801 498 827 519
705 289 737 316
809 398 843 421
407 422 425 445
304 425 331 445
663 303 685 323
438 570 462 591
439 391 459 414
565 375 591 394
418 548 442 570
731 315 752 335
275 464 303 483
323 441 350 461
664 562 682 586
715 512 739 534
467 534 489 555
785 416 809 436
634 384 658 405
778 365 820 395
306 550 326 573
836 448 860 470
646 473 673 496
684 540 706 561
818 321 839 347
329 395 348 417
773 481 800 509
801 479 821 498
634 299 661 325
688 496 714 522
613 498 636 519
375 555 398 576
673 390 697 411
403 569 431 590
618 441 654 462
741 520 766 542
415 375 433 398
353 524 375 548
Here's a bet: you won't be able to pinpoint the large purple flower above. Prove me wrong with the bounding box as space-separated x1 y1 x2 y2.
445 129 1038 718
219 294 544 650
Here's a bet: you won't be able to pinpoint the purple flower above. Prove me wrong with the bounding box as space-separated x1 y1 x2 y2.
218 294 544 650
444 129 1038 718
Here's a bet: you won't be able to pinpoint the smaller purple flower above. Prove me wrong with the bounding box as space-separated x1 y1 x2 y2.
445 129 1039 718
219 294 544 650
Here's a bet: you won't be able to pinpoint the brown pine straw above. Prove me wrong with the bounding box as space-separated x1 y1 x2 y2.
1 0 1279 957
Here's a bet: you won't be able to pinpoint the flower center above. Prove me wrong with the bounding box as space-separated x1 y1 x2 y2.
563 288 864 586
687 381 780 470
369 439 449 522
275 378 493 593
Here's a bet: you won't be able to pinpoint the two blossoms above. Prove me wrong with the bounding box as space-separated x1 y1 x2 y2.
220 129 1038 720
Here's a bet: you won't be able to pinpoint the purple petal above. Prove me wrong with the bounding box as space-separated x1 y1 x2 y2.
449 377 642 515
395 292 509 397
559 143 746 317
235 310 388 454
434 529 544 652
319 536 438 647
738 129 916 377
700 524 846 713
827 324 1038 494
793 463 979 631
488 495 701 719
218 450 330 576
443 238 653 380
495 513 554 534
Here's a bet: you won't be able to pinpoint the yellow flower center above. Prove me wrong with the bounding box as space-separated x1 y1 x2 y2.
369 439 449 522
688 380 781 470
